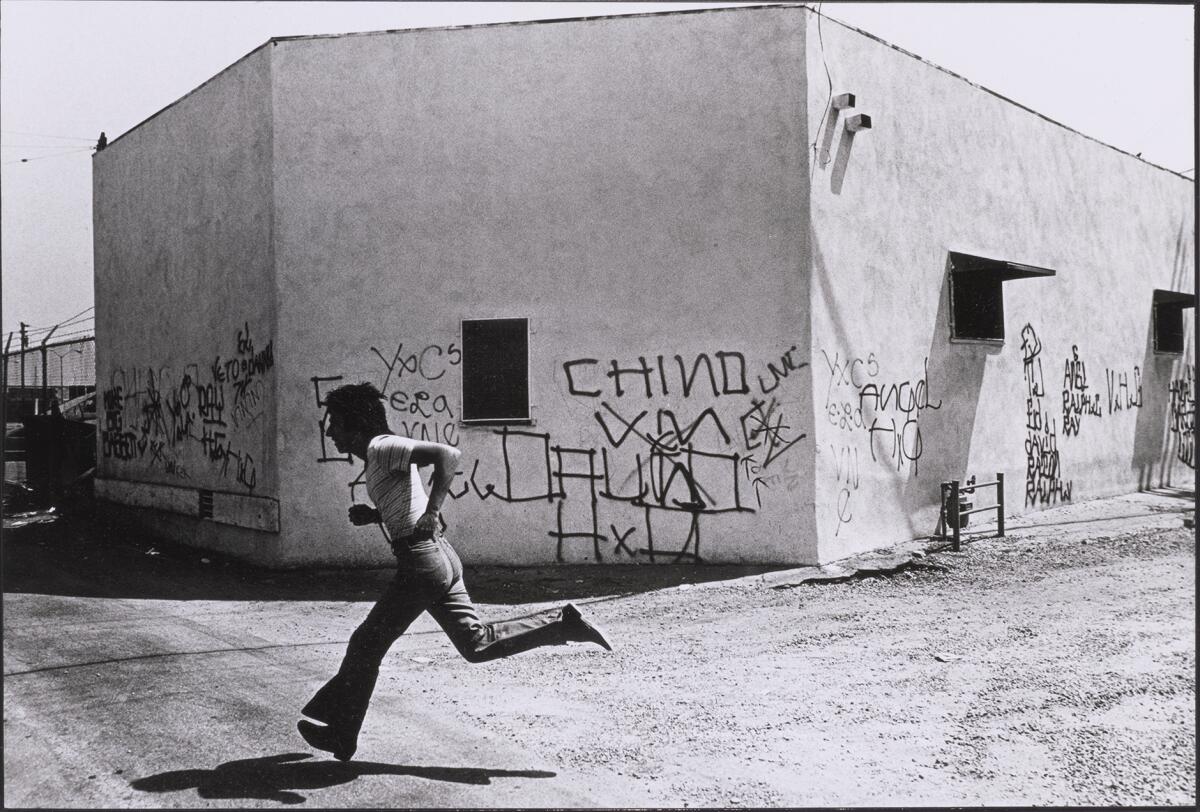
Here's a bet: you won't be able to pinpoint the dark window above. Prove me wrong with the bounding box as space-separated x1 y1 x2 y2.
948 252 1057 341
1153 289 1196 354
461 318 530 422
950 273 1005 340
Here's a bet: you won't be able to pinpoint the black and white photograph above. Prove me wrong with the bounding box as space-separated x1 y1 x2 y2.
2 1 1195 807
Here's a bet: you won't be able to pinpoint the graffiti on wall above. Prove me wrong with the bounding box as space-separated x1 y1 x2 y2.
1060 341 1145 441
372 341 462 446
314 343 810 562
1105 365 1144 414
1022 324 1072 507
102 323 273 493
818 348 942 535
1168 366 1195 468
1061 345 1103 436
820 349 942 476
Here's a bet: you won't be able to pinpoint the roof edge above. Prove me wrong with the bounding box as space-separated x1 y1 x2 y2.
97 2 1191 183
98 4 799 151
99 40 275 153
266 2 799 46
811 5 1193 182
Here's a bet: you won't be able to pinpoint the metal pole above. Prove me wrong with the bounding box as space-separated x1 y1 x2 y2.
19 322 28 394
940 482 948 537
1 332 11 436
38 326 57 414
996 471 1005 537
950 479 961 552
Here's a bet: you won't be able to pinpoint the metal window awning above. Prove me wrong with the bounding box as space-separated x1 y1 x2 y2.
1153 289 1196 308
949 251 1057 281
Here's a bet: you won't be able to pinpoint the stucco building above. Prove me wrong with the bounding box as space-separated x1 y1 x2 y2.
93 5 1195 568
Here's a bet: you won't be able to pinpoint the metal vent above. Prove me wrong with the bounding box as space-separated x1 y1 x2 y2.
198 490 214 520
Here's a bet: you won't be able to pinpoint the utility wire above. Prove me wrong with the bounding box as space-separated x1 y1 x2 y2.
57 305 96 324
0 129 95 142
3 147 94 165
1 143 96 149
23 317 95 337
22 317 95 339
4 331 95 353
20 307 96 336
22 327 95 344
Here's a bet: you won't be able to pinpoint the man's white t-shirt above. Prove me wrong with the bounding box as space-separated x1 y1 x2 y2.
365 434 429 538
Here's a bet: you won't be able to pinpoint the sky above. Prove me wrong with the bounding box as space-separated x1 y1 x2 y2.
1 1 1194 345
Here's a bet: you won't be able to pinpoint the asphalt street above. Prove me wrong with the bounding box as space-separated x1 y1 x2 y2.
3 487 1195 807
2 500 770 808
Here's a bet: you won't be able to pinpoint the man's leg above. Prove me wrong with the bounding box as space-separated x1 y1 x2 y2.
427 541 612 662
301 575 431 754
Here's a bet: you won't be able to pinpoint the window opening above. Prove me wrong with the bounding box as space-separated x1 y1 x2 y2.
461 317 530 423
948 251 1057 341
1153 289 1196 354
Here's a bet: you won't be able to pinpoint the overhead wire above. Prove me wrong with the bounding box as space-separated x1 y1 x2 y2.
21 317 95 339
3 147 94 165
0 129 95 142
44 305 96 328
17 307 96 338
32 327 95 343
1 143 95 149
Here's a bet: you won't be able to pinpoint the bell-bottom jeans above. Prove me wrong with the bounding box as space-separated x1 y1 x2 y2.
302 534 573 741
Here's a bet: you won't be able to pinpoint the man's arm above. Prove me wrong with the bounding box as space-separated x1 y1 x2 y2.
407 439 462 535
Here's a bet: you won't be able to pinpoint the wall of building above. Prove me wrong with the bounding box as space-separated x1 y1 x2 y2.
269 6 816 566
93 47 283 562
804 13 1195 562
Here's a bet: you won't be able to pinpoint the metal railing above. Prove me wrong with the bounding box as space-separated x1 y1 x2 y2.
939 472 1005 552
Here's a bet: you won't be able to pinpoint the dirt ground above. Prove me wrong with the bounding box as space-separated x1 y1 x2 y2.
3 488 1195 807
403 516 1195 806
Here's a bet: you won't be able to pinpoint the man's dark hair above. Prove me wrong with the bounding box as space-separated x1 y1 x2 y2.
324 382 388 434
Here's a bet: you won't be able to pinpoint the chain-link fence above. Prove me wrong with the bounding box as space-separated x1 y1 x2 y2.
2 336 96 418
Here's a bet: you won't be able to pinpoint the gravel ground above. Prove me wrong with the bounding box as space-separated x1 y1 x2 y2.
4 488 1194 807
386 520 1195 806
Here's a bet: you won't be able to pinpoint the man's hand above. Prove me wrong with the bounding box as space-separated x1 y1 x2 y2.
348 504 380 526
412 510 440 540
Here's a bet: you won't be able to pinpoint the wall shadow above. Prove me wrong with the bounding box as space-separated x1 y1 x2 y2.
1130 312 1186 489
829 127 857 195
1131 216 1194 488
129 752 555 805
898 263 999 532
1 505 792 603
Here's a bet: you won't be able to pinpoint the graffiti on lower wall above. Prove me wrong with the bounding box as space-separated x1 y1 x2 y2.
1061 345 1103 436
820 349 942 476
102 322 273 493
1168 366 1195 468
818 348 942 535
313 342 810 562
1022 324 1072 507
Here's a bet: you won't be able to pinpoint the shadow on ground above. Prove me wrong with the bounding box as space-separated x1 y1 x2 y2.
129 752 554 805
2 500 790 603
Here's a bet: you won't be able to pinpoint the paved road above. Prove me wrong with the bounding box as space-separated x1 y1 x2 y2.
3 588 643 808
4 489 1194 807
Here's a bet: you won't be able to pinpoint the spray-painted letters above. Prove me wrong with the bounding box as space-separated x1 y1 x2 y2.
102 323 272 492
1168 366 1195 468
1022 325 1071 507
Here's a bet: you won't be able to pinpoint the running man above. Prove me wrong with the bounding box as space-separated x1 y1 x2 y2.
298 383 611 760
